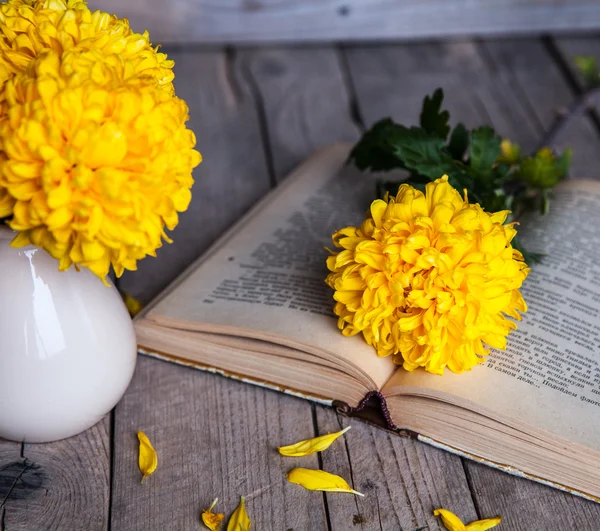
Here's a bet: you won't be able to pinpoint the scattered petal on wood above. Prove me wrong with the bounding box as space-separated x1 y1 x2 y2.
286 468 364 496
278 426 351 456
227 496 251 531
137 430 157 483
123 292 143 317
434 508 502 531
202 498 224 531
466 517 502 531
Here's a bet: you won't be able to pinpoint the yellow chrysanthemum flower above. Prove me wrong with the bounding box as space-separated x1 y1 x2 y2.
326 176 529 375
0 0 174 94
0 0 201 281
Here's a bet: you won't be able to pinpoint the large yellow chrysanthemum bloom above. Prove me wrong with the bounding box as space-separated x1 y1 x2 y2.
0 0 201 281
0 0 174 93
326 176 529 375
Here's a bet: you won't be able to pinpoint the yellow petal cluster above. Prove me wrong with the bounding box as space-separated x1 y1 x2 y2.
326 176 529 375
0 0 201 280
0 0 175 95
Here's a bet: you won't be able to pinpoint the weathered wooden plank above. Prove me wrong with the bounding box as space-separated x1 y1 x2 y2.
316 407 477 530
119 48 273 304
111 357 326 530
465 463 600 530
88 0 600 44
237 46 360 179
0 440 21 530
552 36 600 89
1 417 110 531
481 38 600 176
345 40 543 148
344 38 600 529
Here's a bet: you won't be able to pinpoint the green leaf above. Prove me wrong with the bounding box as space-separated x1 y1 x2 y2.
555 148 573 178
419 88 451 140
348 119 407 172
447 123 469 160
518 147 571 189
469 126 502 179
574 55 600 88
387 126 473 189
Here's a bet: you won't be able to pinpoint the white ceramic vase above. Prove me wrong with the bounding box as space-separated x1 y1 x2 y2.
0 227 137 443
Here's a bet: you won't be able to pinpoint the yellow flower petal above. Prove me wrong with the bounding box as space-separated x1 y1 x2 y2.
286 468 364 496
466 517 502 530
122 292 143 318
434 509 467 531
227 496 251 531
434 508 502 531
137 430 157 483
278 426 351 457
201 498 224 531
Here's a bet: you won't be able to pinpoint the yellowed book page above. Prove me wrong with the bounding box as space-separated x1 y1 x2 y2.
146 145 396 390
384 180 600 451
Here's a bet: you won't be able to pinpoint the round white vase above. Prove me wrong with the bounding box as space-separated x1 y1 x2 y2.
0 228 138 443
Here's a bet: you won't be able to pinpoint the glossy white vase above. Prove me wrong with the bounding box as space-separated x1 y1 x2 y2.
0 228 137 443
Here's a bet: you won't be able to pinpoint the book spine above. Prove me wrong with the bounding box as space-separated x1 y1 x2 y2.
334 391 420 439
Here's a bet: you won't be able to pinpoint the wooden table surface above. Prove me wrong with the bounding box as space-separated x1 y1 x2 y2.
2 35 600 531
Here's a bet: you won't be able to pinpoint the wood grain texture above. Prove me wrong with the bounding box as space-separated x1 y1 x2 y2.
111 356 326 530
119 48 272 304
552 35 600 89
345 38 600 173
87 0 600 44
238 46 360 179
345 40 543 149
344 38 600 530
465 463 600 531
316 407 477 531
1 417 110 531
553 35 600 128
0 440 21 530
480 38 600 175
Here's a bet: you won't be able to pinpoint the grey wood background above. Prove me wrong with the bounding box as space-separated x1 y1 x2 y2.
2 34 600 531
87 0 600 43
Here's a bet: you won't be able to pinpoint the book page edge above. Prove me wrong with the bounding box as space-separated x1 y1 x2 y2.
418 434 600 504
138 347 335 406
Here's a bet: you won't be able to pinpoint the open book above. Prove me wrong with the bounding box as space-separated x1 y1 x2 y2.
136 145 600 501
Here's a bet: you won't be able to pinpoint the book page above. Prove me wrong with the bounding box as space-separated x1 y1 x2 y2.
147 145 396 389
384 180 600 450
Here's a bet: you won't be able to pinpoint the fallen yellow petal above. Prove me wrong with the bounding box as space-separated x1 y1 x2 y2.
278 426 351 456
202 498 224 531
122 292 144 317
286 468 364 496
137 430 158 483
466 517 502 531
434 509 467 531
434 508 502 531
227 496 251 531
